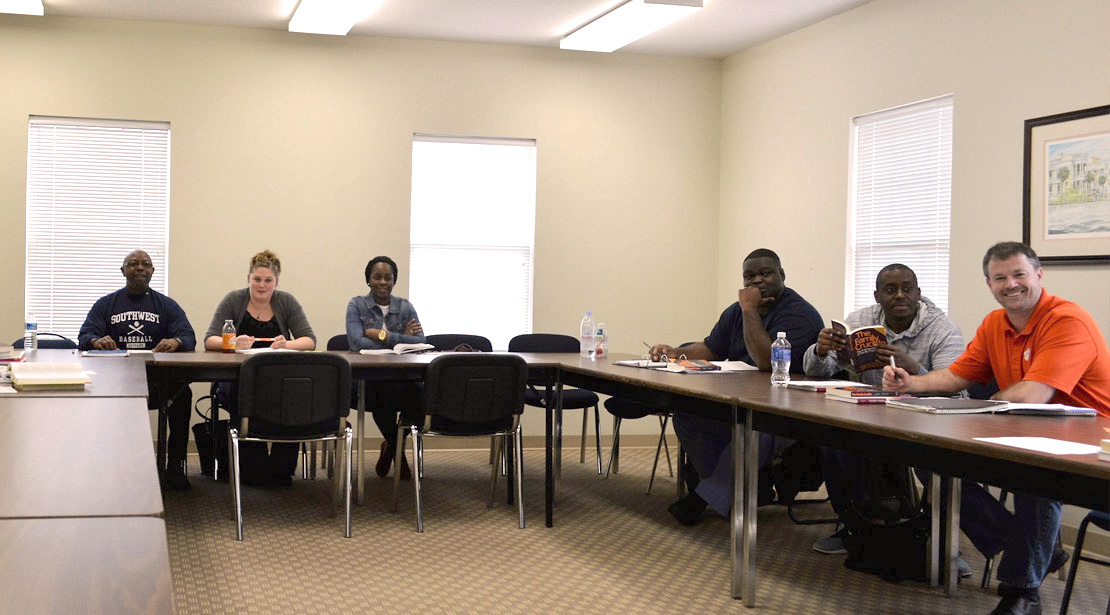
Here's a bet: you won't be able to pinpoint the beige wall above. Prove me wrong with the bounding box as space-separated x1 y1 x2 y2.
719 0 1109 534
0 16 723 437
719 0 1110 344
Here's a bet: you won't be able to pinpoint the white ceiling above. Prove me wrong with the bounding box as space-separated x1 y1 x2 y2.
40 0 871 59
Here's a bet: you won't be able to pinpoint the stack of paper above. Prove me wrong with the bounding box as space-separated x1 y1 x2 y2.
10 362 92 391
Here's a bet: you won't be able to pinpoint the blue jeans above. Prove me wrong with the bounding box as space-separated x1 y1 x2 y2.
923 475 1061 589
821 447 868 518
672 411 791 516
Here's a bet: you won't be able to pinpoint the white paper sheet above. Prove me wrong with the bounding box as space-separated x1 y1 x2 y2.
712 360 759 372
974 437 1100 455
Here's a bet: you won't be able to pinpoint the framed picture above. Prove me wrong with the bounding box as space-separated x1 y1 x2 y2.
1022 104 1110 264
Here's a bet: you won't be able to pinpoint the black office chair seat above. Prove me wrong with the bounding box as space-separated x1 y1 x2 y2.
425 334 493 353
12 333 78 349
602 397 673 494
523 387 599 410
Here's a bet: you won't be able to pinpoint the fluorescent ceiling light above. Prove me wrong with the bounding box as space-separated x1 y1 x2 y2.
560 0 702 53
288 0 380 36
0 0 44 16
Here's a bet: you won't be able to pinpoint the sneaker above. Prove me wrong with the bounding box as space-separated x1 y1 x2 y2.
667 492 707 526
957 555 972 579
813 529 848 554
990 591 1042 615
1047 543 1070 575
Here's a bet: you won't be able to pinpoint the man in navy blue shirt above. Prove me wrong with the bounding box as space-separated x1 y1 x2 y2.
650 248 823 525
79 250 196 490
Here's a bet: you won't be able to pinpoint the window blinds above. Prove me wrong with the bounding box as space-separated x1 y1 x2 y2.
25 116 171 341
848 96 953 314
409 135 536 351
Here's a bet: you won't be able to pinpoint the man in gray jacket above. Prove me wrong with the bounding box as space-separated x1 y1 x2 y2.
802 263 964 555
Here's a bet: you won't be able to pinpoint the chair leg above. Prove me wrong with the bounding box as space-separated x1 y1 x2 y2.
605 417 622 478
229 429 244 541
488 435 503 508
660 415 674 477
593 403 603 475
1059 515 1091 615
308 442 317 479
489 436 497 465
554 406 563 489
412 427 425 532
515 425 525 529
648 415 669 494
391 425 404 512
579 405 588 464
329 438 340 517
300 443 308 480
343 428 353 538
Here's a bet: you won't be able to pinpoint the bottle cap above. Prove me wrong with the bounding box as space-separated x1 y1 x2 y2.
777 331 786 338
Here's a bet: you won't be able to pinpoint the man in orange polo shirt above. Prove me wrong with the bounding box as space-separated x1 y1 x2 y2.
884 241 1110 615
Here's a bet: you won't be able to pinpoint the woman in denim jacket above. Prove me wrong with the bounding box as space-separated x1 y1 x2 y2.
345 255 425 479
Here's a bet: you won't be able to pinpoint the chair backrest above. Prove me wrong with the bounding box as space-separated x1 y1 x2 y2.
12 333 78 350
326 334 350 351
507 333 579 353
425 333 493 352
422 353 526 426
238 352 351 429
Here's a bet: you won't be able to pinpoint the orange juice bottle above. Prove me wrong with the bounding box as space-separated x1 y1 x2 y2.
221 319 236 353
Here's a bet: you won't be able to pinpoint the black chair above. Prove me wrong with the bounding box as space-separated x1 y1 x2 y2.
229 352 353 540
508 333 602 478
392 353 527 532
426 333 493 353
1059 509 1110 615
602 397 673 494
12 333 77 349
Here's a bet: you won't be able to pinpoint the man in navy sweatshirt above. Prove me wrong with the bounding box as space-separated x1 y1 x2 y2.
79 249 196 490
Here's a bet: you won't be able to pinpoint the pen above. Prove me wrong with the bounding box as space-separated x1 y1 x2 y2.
889 355 896 370
642 341 653 351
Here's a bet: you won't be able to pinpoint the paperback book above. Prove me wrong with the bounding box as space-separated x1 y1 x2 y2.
830 320 887 372
359 343 435 355
825 386 908 404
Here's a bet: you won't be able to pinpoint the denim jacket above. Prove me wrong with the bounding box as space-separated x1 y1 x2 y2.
345 294 425 351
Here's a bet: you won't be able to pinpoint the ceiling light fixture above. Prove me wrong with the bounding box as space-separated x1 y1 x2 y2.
288 0 380 36
560 0 702 53
0 0 44 16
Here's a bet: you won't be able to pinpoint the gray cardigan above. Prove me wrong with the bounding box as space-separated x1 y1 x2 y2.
802 296 963 387
204 288 316 344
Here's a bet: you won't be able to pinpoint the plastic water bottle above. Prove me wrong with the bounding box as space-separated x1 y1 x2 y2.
580 311 596 358
595 323 607 358
770 331 791 386
24 313 37 351
221 319 236 353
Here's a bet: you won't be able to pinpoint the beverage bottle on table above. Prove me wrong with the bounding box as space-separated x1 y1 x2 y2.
770 331 791 386
595 323 607 358
580 311 596 358
221 319 236 353
24 313 37 351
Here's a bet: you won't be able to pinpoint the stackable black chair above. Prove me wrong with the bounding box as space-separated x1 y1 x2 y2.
12 333 77 349
392 353 527 532
602 397 674 494
229 352 353 540
425 333 493 353
508 333 602 478
1059 509 1110 615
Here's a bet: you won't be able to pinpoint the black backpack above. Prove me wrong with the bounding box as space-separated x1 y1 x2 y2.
840 461 929 583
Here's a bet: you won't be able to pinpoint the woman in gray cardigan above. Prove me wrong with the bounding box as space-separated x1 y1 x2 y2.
203 250 316 487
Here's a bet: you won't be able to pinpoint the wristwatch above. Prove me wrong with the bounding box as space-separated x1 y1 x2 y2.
378 329 388 342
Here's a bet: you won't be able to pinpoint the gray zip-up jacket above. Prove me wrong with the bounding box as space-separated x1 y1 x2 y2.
803 296 963 387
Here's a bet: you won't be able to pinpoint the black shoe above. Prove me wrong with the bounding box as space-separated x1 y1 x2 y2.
668 492 707 526
682 462 700 492
990 592 1041 615
163 468 191 491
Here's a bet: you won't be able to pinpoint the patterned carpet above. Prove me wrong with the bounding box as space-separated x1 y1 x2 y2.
164 447 1109 614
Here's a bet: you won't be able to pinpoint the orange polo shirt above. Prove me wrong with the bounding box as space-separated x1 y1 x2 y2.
948 289 1110 416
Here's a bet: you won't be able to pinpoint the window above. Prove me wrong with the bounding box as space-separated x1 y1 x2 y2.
25 116 171 340
847 95 953 314
409 135 536 351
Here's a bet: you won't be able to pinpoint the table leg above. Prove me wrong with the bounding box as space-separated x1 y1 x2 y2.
945 477 961 597
554 377 564 501
545 371 554 527
731 405 757 606
929 473 941 587
357 380 366 506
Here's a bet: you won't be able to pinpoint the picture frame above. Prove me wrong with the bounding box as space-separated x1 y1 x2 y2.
1022 104 1110 264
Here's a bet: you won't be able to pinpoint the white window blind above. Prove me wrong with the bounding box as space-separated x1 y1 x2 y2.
847 95 952 314
25 116 171 341
409 135 536 351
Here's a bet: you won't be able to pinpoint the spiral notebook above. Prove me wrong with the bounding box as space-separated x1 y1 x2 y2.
886 397 1096 416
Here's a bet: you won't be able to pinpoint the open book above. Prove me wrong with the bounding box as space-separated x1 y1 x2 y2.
10 362 92 391
887 397 1098 416
830 319 887 372
359 343 435 356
